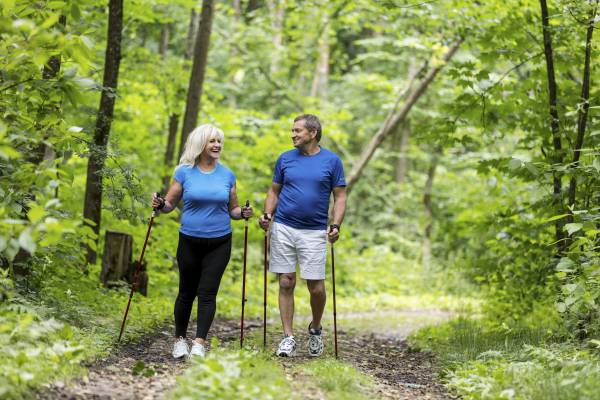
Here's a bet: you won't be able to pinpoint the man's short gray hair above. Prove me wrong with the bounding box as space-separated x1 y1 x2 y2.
294 114 322 142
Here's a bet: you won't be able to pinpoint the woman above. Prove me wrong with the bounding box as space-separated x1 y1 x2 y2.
152 124 253 359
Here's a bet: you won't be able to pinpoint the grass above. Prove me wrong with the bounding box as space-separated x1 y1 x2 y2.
410 316 600 400
0 263 176 399
297 358 375 400
170 327 376 400
169 344 294 400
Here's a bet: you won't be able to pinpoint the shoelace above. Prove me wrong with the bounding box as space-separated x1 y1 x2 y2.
280 337 295 350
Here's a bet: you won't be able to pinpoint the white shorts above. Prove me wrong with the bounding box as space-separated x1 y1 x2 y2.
269 222 327 280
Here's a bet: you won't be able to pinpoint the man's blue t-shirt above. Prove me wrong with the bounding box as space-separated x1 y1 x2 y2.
173 163 236 238
273 147 346 230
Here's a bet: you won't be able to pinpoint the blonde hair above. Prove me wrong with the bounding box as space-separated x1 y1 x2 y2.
178 124 225 167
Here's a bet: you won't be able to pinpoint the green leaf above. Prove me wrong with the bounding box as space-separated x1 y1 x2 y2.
564 296 577 306
5 239 20 262
27 204 45 223
508 158 522 171
132 361 145 375
556 302 566 313
565 223 582 235
556 258 574 272
18 229 36 254
544 213 570 223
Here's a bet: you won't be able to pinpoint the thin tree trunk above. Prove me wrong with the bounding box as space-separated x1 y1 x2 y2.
567 0 597 220
83 0 123 265
163 113 179 193
233 0 241 19
159 23 169 59
310 12 330 98
422 146 442 271
266 0 285 75
245 0 261 21
539 0 566 252
185 10 199 60
395 120 410 184
346 38 462 192
31 15 67 165
179 0 215 158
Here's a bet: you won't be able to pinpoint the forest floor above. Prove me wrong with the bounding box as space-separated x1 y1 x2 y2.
37 310 455 400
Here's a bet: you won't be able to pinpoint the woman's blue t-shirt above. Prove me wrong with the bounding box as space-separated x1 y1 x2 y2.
173 163 236 238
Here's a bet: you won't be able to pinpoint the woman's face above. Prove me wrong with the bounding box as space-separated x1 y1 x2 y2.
201 136 222 160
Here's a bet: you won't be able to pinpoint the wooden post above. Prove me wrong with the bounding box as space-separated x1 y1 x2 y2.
100 231 133 286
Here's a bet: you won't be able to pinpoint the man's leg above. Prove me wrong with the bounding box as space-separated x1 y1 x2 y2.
278 272 296 336
306 279 326 329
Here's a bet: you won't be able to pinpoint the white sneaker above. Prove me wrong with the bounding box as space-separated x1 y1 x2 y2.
276 335 296 357
172 337 189 359
190 340 206 358
308 323 324 357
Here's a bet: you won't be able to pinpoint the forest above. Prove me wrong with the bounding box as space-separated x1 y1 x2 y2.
1 0 600 398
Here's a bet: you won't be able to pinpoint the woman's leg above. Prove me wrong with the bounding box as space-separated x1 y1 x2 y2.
174 234 204 338
195 234 232 340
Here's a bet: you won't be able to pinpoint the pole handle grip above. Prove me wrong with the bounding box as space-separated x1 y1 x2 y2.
153 192 164 212
243 200 250 220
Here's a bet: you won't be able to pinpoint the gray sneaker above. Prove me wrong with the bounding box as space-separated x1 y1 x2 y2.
172 337 189 359
308 323 324 357
190 340 206 358
276 335 296 357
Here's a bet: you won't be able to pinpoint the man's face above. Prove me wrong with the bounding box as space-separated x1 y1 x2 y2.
291 120 316 148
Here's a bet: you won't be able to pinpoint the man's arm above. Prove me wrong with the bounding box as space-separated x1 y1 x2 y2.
328 186 347 243
259 182 282 230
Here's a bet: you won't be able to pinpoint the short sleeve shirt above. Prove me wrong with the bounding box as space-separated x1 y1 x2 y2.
173 163 236 238
272 147 346 230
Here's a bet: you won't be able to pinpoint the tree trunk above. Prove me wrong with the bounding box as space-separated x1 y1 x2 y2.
185 10 200 60
395 119 410 184
346 38 462 192
31 14 67 166
159 23 169 59
163 113 179 193
233 0 241 19
422 146 442 271
244 0 261 22
539 0 566 252
266 0 285 76
179 0 215 158
310 12 330 99
83 0 123 265
567 0 597 221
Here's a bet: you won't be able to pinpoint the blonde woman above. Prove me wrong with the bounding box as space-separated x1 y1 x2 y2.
152 124 253 359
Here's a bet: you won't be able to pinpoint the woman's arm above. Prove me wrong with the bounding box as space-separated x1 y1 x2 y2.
228 184 253 220
152 181 183 213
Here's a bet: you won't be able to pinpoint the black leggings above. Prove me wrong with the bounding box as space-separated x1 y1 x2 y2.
174 232 232 339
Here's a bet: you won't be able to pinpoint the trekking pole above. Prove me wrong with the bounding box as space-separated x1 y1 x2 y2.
240 200 250 348
263 216 270 348
118 193 161 342
330 228 338 359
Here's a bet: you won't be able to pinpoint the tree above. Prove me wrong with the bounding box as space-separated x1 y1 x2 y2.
83 0 124 265
179 0 215 157
346 38 462 192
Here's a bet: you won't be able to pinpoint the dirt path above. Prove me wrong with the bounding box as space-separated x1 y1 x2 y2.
37 311 454 399
36 319 252 400
277 310 456 400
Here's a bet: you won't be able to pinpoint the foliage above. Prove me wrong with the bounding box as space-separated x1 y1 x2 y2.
298 358 374 400
412 316 600 400
3 0 600 397
169 347 294 400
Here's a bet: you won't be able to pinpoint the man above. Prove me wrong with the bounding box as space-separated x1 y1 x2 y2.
259 114 347 357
